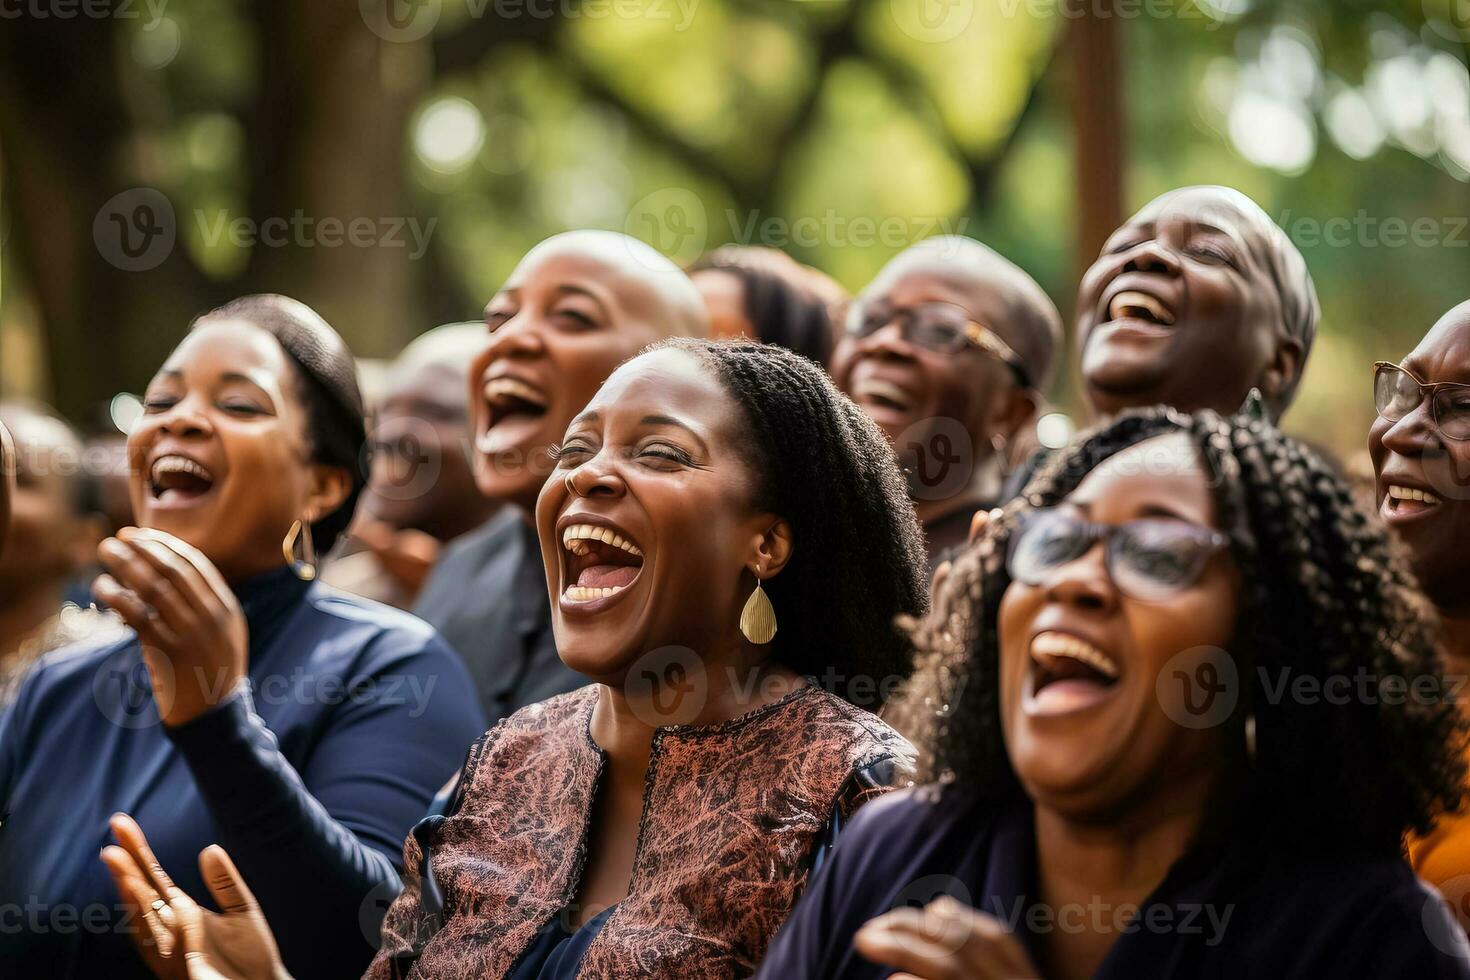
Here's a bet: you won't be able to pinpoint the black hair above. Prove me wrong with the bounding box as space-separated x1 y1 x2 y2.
689 256 835 366
896 406 1467 855
191 294 368 554
655 338 928 709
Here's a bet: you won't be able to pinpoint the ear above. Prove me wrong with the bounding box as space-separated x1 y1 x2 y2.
306 464 354 522
750 517 794 580
1257 336 1304 406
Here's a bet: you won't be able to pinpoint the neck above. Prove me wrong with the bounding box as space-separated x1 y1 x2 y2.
590 645 804 773
912 451 1002 528
1031 765 1216 978
0 578 67 663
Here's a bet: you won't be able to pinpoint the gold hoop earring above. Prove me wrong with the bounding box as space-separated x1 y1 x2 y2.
283 519 317 581
739 572 777 645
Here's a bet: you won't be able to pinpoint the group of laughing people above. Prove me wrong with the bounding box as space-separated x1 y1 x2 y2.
3 184 1470 979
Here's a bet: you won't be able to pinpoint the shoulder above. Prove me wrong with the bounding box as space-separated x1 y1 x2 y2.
785 686 916 774
298 585 459 670
455 685 600 797
2 629 142 740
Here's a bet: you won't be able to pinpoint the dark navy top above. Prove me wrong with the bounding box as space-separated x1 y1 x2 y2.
757 783 1470 979
0 567 487 980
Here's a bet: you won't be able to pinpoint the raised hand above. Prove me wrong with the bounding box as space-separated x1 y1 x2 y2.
93 527 249 727
101 814 290 980
855 896 1042 980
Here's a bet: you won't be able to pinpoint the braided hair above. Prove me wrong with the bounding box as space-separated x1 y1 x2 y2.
653 338 928 709
895 406 1467 854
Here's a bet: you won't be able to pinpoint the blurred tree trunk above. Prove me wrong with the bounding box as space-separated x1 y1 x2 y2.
1066 0 1125 285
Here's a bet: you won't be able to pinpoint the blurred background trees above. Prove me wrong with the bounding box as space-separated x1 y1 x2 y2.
1 0 1468 459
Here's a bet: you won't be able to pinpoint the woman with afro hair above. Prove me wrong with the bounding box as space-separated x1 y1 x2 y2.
760 407 1470 979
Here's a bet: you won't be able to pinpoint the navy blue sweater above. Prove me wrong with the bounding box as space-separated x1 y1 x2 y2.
0 568 487 979
758 783 1470 979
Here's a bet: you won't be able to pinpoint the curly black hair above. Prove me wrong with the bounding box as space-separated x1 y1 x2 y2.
653 338 928 709
191 294 368 554
895 406 1467 854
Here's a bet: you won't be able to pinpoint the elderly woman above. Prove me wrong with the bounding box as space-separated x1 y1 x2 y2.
761 409 1470 978
0 296 486 979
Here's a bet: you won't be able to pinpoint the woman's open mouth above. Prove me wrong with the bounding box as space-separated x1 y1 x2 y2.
559 520 646 612
1096 286 1178 340
146 453 217 508
1381 482 1443 525
1023 630 1121 717
477 374 550 456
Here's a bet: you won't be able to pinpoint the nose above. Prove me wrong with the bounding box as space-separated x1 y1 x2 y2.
855 316 917 361
1380 398 1442 459
481 314 549 363
1122 239 1181 277
564 449 628 499
152 396 213 439
1040 542 1117 613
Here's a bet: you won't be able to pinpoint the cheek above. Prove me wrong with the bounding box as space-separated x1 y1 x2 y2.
996 583 1041 696
829 341 857 387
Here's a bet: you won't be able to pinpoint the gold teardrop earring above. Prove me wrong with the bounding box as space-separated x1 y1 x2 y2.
739 565 777 645
283 517 318 582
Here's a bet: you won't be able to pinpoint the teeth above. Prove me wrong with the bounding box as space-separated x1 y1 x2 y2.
150 455 212 482
562 585 628 601
1108 290 1175 326
482 376 548 408
855 379 912 409
1388 485 1441 505
1031 632 1119 679
560 523 643 557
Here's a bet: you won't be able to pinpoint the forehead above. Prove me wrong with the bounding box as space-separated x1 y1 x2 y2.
1128 190 1262 243
585 348 728 418
162 321 292 382
1068 433 1216 526
1405 305 1470 384
505 244 668 324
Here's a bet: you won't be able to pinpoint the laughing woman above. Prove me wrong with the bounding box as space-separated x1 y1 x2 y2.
0 296 486 979
759 408 1470 979
102 339 929 979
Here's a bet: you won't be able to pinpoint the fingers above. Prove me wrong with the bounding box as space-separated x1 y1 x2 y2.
968 507 997 545
117 528 218 623
126 527 235 608
930 560 951 599
93 573 179 651
101 844 175 956
97 540 197 644
855 899 1037 980
110 813 186 904
198 844 261 916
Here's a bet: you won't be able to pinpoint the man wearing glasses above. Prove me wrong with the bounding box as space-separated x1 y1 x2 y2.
830 236 1061 568
1371 300 1470 931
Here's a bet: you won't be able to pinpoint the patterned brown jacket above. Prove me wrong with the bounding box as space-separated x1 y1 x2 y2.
365 682 913 979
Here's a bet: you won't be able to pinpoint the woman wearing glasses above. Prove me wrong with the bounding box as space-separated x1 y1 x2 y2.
1370 299 1470 930
829 236 1062 569
759 407 1470 979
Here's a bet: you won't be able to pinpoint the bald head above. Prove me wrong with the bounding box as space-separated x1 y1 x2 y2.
863 236 1062 390
507 230 709 341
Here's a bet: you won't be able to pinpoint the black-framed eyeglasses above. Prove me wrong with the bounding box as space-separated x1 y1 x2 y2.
1008 508 1230 602
845 300 1032 387
1373 361 1470 442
